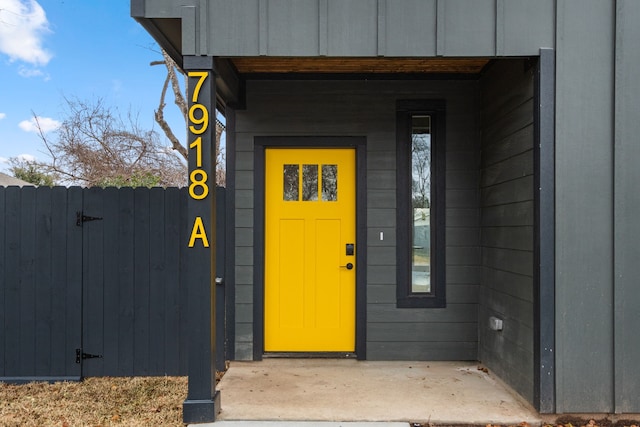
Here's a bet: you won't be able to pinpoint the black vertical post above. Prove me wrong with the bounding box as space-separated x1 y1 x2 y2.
182 55 220 424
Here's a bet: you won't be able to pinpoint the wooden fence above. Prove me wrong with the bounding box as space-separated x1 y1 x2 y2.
0 186 226 382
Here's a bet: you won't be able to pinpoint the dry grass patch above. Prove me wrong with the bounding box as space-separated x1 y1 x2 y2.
0 376 188 426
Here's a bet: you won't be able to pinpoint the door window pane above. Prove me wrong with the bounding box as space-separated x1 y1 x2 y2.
302 164 318 201
283 164 299 201
322 164 338 201
411 115 431 293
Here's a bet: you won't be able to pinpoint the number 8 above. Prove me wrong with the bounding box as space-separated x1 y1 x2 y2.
189 169 209 200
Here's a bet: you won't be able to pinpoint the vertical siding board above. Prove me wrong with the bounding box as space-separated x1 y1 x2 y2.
502 0 555 56
19 186 36 375
327 0 377 56
162 188 181 374
440 0 496 56
149 187 166 374
385 0 436 56
65 187 83 377
34 187 52 375
117 188 135 375
267 0 319 56
178 187 190 373
49 188 68 374
101 188 120 374
82 187 105 376
133 188 151 374
555 0 615 413
3 188 21 375
614 0 640 413
209 0 260 56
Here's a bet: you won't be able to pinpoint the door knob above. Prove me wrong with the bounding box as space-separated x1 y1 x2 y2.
340 263 354 270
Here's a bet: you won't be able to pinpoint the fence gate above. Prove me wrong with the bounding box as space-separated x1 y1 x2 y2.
0 186 226 382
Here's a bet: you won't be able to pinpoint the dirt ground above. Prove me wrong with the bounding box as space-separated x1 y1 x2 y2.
0 377 188 426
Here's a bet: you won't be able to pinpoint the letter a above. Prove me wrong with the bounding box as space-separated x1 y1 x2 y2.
188 217 210 247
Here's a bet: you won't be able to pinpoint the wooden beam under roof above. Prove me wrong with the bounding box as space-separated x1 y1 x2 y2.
229 57 490 74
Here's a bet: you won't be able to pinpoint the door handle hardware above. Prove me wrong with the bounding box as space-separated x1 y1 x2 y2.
340 263 354 270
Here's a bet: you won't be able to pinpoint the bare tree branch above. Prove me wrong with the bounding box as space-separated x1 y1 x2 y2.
154 72 188 160
30 97 187 187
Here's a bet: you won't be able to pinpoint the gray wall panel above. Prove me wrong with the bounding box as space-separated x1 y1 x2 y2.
139 0 557 57
327 0 378 56
209 0 260 55
439 0 496 56
500 0 555 55
555 0 615 413
479 59 535 405
385 0 436 56
614 0 640 413
368 341 477 361
266 0 319 56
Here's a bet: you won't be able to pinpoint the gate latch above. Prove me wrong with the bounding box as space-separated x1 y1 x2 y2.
75 348 103 364
76 211 103 227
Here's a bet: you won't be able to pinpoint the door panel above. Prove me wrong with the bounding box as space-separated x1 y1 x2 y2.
265 148 356 352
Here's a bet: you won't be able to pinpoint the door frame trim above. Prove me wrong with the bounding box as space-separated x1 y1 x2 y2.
253 136 367 360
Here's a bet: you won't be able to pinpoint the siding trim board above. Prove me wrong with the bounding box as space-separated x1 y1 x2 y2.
534 48 556 414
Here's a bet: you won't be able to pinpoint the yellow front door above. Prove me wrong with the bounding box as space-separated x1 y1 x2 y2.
265 148 356 352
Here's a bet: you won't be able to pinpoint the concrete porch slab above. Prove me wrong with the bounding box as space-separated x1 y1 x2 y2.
209 359 541 425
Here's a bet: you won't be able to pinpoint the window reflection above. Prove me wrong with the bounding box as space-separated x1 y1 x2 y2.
283 164 299 201
302 164 318 201
411 115 431 293
322 165 338 201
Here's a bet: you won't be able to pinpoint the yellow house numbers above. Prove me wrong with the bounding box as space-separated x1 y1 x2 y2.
187 71 211 248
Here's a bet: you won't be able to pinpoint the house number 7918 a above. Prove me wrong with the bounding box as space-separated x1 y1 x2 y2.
188 71 210 248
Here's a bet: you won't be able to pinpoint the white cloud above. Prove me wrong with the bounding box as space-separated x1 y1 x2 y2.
16 153 36 162
0 112 6 120
0 156 8 163
0 0 53 65
18 116 60 133
18 65 47 79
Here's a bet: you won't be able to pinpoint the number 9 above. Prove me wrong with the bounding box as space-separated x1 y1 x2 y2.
189 104 209 135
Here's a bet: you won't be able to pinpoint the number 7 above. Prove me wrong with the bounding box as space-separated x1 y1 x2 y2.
188 71 208 102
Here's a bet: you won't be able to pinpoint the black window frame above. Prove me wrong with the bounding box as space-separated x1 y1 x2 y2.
396 100 446 308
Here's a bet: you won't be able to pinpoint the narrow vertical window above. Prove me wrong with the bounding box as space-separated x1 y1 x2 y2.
397 100 446 308
411 116 431 293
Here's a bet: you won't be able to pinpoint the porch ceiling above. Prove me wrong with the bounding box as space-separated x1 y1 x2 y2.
229 57 490 74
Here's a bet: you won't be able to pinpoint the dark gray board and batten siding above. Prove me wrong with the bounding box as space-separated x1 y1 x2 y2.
232 79 482 361
135 0 555 57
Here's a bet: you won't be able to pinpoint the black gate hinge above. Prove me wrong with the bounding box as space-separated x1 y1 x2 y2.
76 211 103 227
75 348 103 364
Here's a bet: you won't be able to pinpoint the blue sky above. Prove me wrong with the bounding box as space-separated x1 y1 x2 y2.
0 0 186 172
